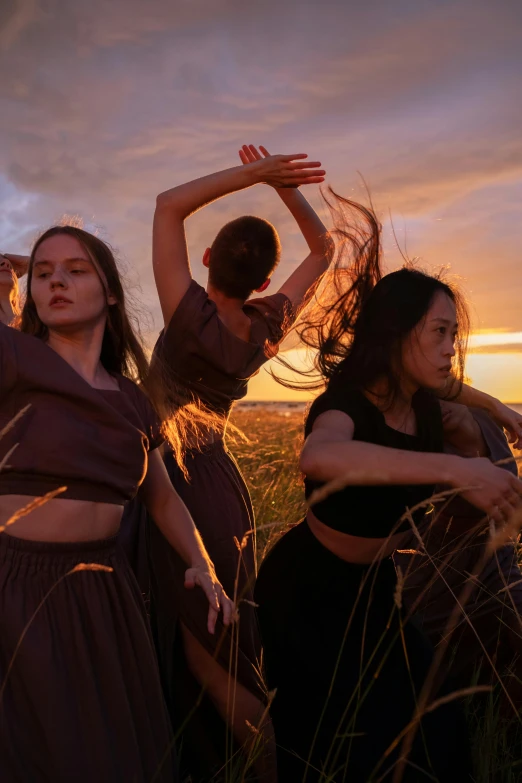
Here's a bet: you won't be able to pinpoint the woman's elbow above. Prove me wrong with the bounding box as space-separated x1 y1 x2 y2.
299 442 321 477
155 190 182 215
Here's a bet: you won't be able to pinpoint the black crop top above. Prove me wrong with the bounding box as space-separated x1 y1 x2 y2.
304 386 444 538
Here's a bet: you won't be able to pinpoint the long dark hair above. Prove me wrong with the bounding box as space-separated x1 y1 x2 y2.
278 188 470 400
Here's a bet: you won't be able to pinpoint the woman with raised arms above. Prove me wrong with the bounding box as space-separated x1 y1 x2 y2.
0 226 234 782
146 145 332 780
254 194 522 782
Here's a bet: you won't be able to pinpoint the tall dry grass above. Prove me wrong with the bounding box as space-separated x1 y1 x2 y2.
229 407 522 783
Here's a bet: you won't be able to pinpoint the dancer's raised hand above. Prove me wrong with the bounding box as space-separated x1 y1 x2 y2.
239 144 325 188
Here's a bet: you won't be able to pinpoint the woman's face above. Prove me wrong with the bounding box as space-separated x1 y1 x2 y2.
31 234 115 332
400 290 457 392
0 255 17 294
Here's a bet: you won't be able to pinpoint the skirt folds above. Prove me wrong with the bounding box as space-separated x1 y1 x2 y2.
255 520 472 783
0 532 176 783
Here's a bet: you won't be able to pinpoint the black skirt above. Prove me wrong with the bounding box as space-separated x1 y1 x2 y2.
255 520 472 783
0 532 176 783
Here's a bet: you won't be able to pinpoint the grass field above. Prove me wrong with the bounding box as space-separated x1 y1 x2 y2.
229 408 522 783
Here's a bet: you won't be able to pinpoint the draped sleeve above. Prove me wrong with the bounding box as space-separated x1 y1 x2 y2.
117 378 164 452
244 292 295 350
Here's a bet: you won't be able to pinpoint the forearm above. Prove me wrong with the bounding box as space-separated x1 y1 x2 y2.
156 165 256 219
453 382 499 411
151 491 212 569
301 439 462 487
276 188 332 258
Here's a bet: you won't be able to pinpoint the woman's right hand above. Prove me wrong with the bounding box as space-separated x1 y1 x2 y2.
239 145 325 188
452 456 522 525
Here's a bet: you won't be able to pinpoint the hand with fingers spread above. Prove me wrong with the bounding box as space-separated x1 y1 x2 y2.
238 144 325 189
451 455 522 526
184 561 237 635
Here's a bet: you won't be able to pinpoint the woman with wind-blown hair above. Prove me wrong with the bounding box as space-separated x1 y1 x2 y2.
254 191 522 782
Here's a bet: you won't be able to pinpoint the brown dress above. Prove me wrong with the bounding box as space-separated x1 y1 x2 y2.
140 280 293 781
0 323 176 783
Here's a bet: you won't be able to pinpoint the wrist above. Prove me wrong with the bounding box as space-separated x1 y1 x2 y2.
443 454 468 487
190 554 212 572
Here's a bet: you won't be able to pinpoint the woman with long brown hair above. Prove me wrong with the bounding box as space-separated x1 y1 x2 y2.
0 225 234 782
254 193 522 782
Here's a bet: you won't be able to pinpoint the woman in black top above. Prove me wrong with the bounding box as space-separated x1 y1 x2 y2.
254 194 522 782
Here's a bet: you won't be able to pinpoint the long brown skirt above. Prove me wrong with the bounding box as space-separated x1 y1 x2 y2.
0 532 176 783
147 442 265 782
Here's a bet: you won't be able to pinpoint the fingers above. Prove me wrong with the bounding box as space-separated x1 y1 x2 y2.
259 145 270 158
280 153 309 161
498 499 517 521
490 505 505 526
284 160 323 171
185 568 236 633
509 475 522 497
220 592 235 626
246 144 262 161
207 605 219 635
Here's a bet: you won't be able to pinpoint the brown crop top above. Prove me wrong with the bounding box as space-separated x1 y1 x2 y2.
0 323 163 505
153 279 295 416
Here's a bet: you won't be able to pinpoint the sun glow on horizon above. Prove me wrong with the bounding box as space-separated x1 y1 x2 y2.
245 332 522 404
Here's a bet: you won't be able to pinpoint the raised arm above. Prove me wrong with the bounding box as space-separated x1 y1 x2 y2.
153 154 325 326
239 145 334 313
301 409 522 525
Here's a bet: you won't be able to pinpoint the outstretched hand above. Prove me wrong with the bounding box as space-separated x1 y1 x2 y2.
238 144 325 188
184 562 237 634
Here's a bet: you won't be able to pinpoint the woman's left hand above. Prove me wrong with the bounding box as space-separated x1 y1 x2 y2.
184 563 236 634
490 400 522 450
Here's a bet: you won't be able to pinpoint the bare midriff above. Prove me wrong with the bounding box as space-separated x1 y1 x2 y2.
0 496 124 542
306 510 412 564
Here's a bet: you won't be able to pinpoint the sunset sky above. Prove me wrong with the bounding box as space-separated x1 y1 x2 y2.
1 0 522 400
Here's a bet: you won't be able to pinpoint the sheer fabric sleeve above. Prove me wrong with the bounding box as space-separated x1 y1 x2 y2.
161 280 215 354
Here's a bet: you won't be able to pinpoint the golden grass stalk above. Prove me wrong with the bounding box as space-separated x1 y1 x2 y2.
0 486 67 533
0 404 31 442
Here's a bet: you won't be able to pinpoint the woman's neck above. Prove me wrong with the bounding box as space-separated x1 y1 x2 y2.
46 324 118 390
364 377 419 433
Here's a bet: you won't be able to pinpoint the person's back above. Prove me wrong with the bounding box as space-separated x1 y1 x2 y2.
135 143 333 782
